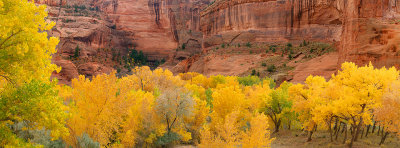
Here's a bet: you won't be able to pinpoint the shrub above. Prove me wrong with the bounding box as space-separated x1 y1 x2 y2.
74 45 80 59
262 62 267 67
246 42 252 48
77 133 100 148
288 54 293 60
238 75 261 86
182 43 186 50
267 65 276 72
63 19 76 23
251 69 257 76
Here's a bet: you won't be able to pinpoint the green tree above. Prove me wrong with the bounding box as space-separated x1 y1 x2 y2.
74 45 80 59
262 82 294 133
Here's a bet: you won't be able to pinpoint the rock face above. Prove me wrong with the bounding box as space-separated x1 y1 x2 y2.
170 0 400 82
37 0 400 84
101 0 177 60
200 0 343 48
38 0 209 84
340 0 400 68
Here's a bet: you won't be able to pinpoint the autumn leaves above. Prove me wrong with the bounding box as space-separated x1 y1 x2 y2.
59 69 275 147
290 62 400 147
3 0 400 147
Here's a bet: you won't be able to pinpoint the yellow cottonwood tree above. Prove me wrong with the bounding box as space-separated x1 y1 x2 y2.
374 80 400 145
119 90 156 147
289 76 329 141
199 111 273 148
0 0 67 146
64 73 131 146
330 62 398 147
241 113 274 148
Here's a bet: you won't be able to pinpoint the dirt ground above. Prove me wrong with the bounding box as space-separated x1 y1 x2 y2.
271 130 400 148
174 129 400 148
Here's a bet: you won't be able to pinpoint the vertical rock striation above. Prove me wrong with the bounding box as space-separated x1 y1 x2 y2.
200 0 343 48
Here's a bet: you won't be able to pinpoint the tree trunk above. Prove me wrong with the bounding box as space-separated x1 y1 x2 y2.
335 122 341 141
377 126 381 136
329 117 334 142
360 127 364 139
379 132 389 145
349 105 365 148
307 130 314 142
381 126 385 135
372 121 376 133
330 125 333 142
274 119 281 133
334 118 339 131
334 122 339 136
365 125 370 137
343 124 347 144
342 124 346 133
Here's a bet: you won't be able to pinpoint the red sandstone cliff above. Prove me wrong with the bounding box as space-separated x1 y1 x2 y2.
38 0 209 84
36 0 400 84
169 0 400 82
340 0 400 68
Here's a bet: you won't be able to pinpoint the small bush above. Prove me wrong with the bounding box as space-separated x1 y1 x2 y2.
262 62 267 67
74 45 80 59
288 54 293 60
63 19 76 23
221 43 225 48
267 65 276 72
238 75 261 86
251 69 256 76
156 132 180 147
246 42 252 48
77 133 100 148
182 43 186 50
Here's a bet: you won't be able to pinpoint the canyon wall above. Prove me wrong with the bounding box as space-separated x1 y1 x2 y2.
200 0 343 48
340 0 400 68
37 0 209 84
200 0 400 67
36 0 400 84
